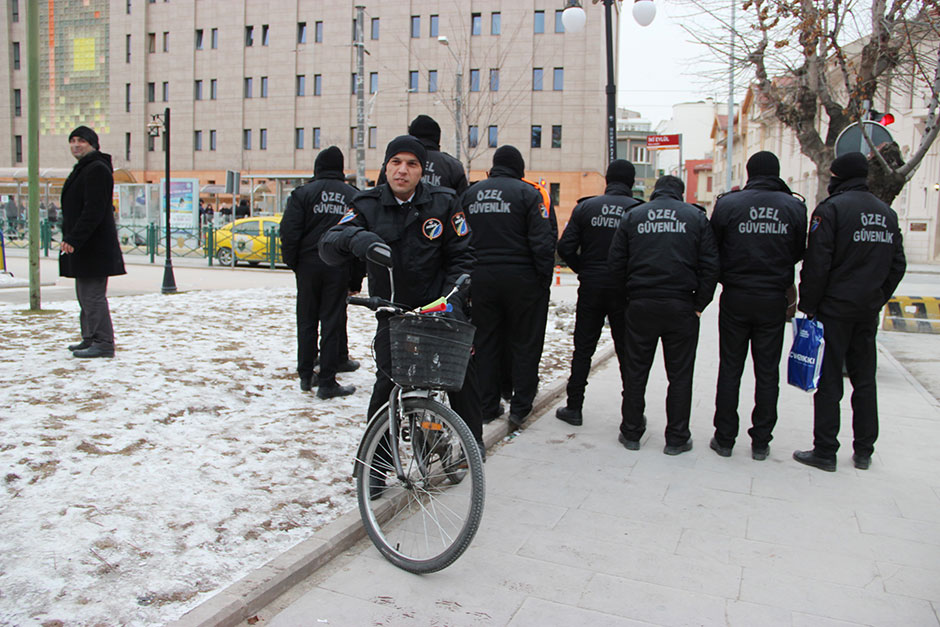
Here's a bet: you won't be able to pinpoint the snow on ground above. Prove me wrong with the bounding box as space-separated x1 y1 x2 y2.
0 286 591 625
0 273 27 288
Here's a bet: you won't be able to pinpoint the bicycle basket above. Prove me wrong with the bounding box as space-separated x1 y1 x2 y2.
389 314 476 391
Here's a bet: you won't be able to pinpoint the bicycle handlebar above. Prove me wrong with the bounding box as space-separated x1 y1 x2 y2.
347 295 398 312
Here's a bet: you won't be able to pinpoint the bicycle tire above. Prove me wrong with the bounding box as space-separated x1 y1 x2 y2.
355 397 485 573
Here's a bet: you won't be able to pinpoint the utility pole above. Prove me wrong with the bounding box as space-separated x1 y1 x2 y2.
725 0 735 192
27 0 40 310
355 5 366 189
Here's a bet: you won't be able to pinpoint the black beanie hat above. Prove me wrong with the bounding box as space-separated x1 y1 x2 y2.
383 135 427 174
746 150 780 178
314 146 344 176
407 115 441 145
606 159 636 187
492 145 525 178
68 125 99 150
830 152 869 180
653 174 685 196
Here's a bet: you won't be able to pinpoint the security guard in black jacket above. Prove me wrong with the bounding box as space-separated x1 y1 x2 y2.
794 152 906 472
279 146 361 399
556 159 642 426
462 145 556 427
319 135 483 450
609 175 720 455
408 115 469 194
709 151 808 460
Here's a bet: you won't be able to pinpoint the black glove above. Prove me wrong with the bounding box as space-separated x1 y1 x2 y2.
445 290 470 323
349 230 384 260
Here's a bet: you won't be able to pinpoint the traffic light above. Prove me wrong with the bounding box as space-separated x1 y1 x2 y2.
868 108 895 125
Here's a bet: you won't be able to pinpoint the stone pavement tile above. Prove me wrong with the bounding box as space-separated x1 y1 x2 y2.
628 455 754 494
791 613 869 627
483 455 591 509
267 586 425 626
551 507 683 554
751 471 904 517
506 419 642 470
739 568 938 626
857 511 940 546
507 597 654 627
516 528 741 598
894 494 940 524
578 573 727 627
745 503 877 557
725 600 791 627
878 562 940 604
470 493 568 555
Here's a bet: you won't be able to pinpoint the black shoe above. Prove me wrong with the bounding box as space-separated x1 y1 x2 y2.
752 445 770 461
72 345 115 359
369 469 386 501
852 454 871 470
618 433 640 451
508 413 526 430
709 437 732 458
792 449 836 472
299 373 319 391
555 406 583 426
664 440 693 456
68 340 92 352
317 382 356 400
337 359 360 373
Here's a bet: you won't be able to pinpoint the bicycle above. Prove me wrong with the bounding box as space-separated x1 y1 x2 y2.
346 243 485 574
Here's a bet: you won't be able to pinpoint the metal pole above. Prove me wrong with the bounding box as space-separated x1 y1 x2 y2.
161 107 177 293
725 0 735 191
604 0 616 165
27 0 40 310
355 5 366 189
455 64 463 163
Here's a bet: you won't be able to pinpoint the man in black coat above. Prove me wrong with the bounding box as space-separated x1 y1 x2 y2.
407 114 469 194
555 159 641 426
709 151 807 460
280 146 360 399
609 175 720 455
461 145 556 427
794 152 906 472
59 126 126 359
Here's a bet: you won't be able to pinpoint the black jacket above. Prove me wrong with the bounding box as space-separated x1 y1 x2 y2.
557 182 641 288
460 166 556 285
59 151 125 279
710 176 807 294
319 182 475 309
798 178 906 320
377 138 469 195
608 183 719 311
280 173 356 268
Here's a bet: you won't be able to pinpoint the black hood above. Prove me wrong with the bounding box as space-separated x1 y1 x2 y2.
743 175 792 194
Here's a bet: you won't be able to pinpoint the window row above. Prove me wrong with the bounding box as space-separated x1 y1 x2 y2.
530 125 564 149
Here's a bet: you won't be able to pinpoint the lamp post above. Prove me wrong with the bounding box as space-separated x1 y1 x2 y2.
147 107 177 294
438 35 463 163
562 0 656 166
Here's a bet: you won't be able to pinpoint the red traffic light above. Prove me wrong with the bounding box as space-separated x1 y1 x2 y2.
879 113 895 125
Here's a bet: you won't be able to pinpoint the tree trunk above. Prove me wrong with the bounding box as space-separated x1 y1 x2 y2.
868 142 907 205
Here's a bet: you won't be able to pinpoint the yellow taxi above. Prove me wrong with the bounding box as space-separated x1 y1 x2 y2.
211 215 283 266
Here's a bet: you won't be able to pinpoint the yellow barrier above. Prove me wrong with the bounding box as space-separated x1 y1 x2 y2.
0 229 6 274
883 296 940 333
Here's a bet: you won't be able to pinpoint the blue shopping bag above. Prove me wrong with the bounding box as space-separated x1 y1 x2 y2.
787 316 825 392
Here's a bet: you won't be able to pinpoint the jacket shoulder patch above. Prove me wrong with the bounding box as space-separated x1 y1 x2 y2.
423 218 444 240
338 209 357 224
451 212 469 236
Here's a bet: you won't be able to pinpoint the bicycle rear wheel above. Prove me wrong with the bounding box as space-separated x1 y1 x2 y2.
356 397 485 573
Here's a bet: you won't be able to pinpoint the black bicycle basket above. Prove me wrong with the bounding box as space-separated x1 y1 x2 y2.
389 314 476 390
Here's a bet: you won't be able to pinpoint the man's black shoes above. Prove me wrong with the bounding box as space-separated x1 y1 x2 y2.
555 407 583 426
752 445 770 461
337 359 361 373
299 373 319 391
664 440 693 456
709 437 732 458
73 345 114 359
68 340 92 352
793 449 836 472
317 382 356 400
853 454 871 470
508 413 526 430
618 433 640 451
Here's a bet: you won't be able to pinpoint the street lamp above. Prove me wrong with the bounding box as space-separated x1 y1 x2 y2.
147 107 177 294
562 0 657 165
438 35 463 163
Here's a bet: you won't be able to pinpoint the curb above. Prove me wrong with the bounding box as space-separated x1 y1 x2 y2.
169 343 617 627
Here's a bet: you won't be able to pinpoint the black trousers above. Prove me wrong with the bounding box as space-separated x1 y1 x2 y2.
713 290 787 449
471 267 548 419
812 313 880 459
294 262 348 382
366 317 483 444
565 284 627 410
621 297 700 446
76 276 114 349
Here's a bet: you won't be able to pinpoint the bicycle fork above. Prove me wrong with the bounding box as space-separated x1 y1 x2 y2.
387 387 411 486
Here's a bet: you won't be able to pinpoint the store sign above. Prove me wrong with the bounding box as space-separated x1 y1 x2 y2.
647 134 681 150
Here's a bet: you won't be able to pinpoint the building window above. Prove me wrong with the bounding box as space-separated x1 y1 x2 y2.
471 13 481 36
194 130 203 151
260 76 268 97
532 68 543 91
468 125 479 148
125 132 131 161
315 21 323 43
262 24 270 46
411 15 420 38
313 127 321 148
553 68 564 91
126 0 131 15
210 78 217 100
314 74 322 96
534 11 545 34
428 70 438 93
491 13 501 35
245 25 254 46
11 0 19 22
351 73 358 94
368 126 377 149
550 183 560 207
490 69 499 91
555 10 565 33
352 17 360 41
148 32 156 53
13 89 21 117
194 79 203 100
195 29 204 50
409 71 419 92
15 135 23 163
369 72 378 94
297 22 306 44
707 176 713 192
469 69 480 92
162 31 169 52
296 74 306 96
429 14 439 37
371 17 379 40
349 127 357 148
147 82 155 102
209 129 217 151
633 145 649 164
531 125 542 148
126 34 131 63
244 77 253 98
211 28 218 49
260 128 267 150
295 128 304 149
12 42 20 70
552 125 562 148
148 134 155 152
243 129 252 150
488 126 498 148
162 81 169 102
124 84 131 112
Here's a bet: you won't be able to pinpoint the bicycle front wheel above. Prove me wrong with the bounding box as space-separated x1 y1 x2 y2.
356 397 485 573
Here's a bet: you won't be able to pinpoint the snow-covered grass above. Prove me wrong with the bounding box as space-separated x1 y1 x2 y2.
0 287 583 625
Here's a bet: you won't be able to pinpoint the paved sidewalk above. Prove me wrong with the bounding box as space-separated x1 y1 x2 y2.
229 303 940 627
